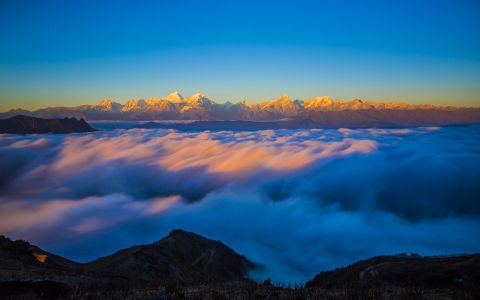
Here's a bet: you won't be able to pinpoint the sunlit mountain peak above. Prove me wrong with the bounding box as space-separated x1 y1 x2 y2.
187 92 208 100
164 91 184 103
94 98 122 112
184 93 214 106
121 99 146 112
279 94 291 102
303 96 334 110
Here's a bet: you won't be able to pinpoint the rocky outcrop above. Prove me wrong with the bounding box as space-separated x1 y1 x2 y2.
86 229 254 286
0 115 96 134
305 253 480 290
0 230 253 288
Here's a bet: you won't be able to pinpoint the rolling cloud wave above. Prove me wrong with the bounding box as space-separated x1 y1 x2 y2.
0 126 479 282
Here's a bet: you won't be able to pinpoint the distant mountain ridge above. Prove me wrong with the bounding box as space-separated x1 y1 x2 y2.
2 92 479 125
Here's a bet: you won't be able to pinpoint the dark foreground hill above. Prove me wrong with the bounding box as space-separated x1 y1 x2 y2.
0 115 96 134
306 253 480 290
1 232 479 300
87 229 253 285
0 230 254 299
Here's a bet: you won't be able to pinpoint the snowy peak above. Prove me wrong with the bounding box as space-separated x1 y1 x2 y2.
144 98 163 106
258 94 302 116
184 93 214 107
98 99 114 106
186 93 207 101
122 99 146 112
164 91 184 103
346 98 371 110
304 96 336 110
94 99 122 112
304 96 333 105
279 94 292 103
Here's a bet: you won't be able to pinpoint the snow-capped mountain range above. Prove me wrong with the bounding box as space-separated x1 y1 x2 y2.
1 92 479 125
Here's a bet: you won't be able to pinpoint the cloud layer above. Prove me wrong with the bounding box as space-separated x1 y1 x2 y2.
1 125 479 282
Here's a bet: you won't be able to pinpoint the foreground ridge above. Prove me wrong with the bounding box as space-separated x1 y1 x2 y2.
0 115 96 134
1 232 479 299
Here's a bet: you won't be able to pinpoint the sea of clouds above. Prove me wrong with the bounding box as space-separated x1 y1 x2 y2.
1 125 479 283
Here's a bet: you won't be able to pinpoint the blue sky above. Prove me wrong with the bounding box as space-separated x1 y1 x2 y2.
1 0 479 110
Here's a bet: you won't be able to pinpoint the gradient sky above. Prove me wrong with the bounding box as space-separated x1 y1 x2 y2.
1 0 479 111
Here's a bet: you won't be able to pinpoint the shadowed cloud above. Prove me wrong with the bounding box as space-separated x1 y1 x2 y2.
0 125 479 282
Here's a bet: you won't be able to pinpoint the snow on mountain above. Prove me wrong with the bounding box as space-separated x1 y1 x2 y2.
1 92 477 123
122 99 147 112
180 93 216 119
163 91 184 103
184 93 215 107
303 96 336 110
94 99 122 112
257 94 303 117
145 98 178 113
